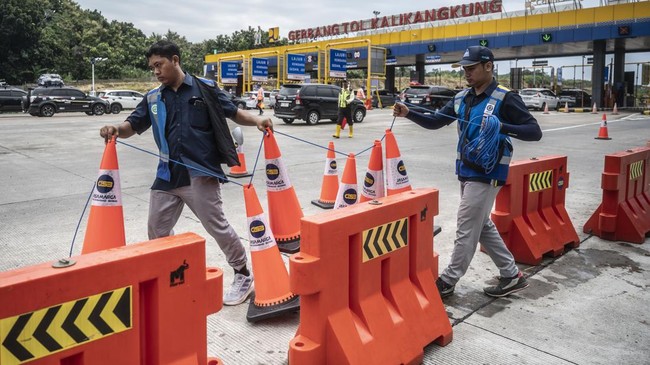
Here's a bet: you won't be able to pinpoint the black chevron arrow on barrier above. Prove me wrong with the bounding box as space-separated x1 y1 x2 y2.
373 227 384 255
33 305 63 352
2 313 34 362
363 233 375 259
381 225 393 253
62 298 89 343
89 293 114 335
114 287 131 328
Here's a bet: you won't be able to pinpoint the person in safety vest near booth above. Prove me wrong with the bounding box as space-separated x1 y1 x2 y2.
393 46 542 299
99 40 273 307
256 85 265 116
333 81 356 138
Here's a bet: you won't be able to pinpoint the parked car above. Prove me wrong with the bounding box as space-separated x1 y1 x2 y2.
402 85 456 110
0 86 28 113
243 90 271 109
97 90 145 114
24 86 109 117
371 89 398 108
37 74 64 87
558 89 592 108
519 88 559 111
273 83 366 125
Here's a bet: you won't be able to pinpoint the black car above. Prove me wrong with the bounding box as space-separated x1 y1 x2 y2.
0 86 28 113
371 89 399 108
24 87 110 117
558 89 592 108
402 85 456 110
273 84 366 125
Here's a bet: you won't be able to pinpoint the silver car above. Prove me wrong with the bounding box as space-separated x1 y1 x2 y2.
98 90 145 114
519 88 559 111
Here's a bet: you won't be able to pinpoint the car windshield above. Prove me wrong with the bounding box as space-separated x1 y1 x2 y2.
520 90 538 95
405 87 430 95
279 86 301 96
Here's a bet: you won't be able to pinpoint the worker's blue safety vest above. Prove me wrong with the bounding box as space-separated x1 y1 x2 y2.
145 78 217 182
453 85 513 183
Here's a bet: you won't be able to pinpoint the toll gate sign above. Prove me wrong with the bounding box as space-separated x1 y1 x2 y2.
287 54 306 81
252 58 269 82
330 49 347 78
221 61 239 84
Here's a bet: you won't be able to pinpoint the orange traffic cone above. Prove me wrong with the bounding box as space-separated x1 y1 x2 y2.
385 129 412 195
334 153 358 209
612 103 619 115
227 143 252 178
595 113 612 140
82 137 125 254
365 98 373 110
359 140 385 202
591 103 598 114
311 142 339 209
542 103 549 114
563 102 569 113
243 184 300 322
263 129 303 253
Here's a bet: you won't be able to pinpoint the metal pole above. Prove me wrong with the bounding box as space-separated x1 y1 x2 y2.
91 60 95 96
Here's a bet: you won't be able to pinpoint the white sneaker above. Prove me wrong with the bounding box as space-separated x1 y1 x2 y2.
223 273 254 306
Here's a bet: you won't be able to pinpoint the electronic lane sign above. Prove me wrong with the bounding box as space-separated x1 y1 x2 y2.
221 61 239 84
252 58 268 82
330 49 347 78
541 33 553 42
287 54 306 81
479 39 489 47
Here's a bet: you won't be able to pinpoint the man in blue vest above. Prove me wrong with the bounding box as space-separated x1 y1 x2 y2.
393 46 542 298
100 40 272 306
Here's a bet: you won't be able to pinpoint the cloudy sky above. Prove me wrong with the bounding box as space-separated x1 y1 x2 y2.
73 0 601 43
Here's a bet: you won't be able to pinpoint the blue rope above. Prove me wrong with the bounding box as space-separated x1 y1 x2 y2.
69 182 95 257
115 140 244 187
248 133 265 187
273 130 348 157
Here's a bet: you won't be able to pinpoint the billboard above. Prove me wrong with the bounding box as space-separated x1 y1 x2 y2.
329 49 347 78
287 54 306 81
252 58 268 82
221 61 239 84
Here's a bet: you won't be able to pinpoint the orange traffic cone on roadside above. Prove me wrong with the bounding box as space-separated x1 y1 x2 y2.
82 137 125 254
612 103 619 115
263 129 303 253
563 102 569 113
243 184 300 322
360 140 385 203
334 153 358 209
595 113 612 140
311 142 339 209
591 103 598 114
385 129 412 195
543 103 549 114
227 143 252 178
365 98 373 110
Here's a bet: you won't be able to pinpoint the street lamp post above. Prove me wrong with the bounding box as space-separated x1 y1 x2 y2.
90 57 108 96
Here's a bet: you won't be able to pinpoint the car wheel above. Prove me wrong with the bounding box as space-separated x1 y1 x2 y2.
40 104 55 117
306 110 319 125
92 104 106 116
282 118 294 124
110 103 122 114
353 108 365 123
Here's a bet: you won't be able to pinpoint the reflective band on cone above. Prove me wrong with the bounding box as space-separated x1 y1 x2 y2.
360 140 385 202
312 141 339 209
334 154 358 209
385 129 412 195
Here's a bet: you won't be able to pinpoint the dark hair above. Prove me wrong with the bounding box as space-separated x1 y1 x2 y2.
145 40 181 63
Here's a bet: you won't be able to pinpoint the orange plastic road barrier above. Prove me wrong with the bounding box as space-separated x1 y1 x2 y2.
584 147 650 243
595 113 612 140
243 184 300 322
82 137 125 254
385 129 412 195
312 142 340 209
263 129 303 253
228 144 252 178
289 188 452 364
360 140 385 203
334 153 358 209
491 156 580 265
0 232 222 365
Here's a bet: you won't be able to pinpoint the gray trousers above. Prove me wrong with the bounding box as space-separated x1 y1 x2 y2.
148 176 247 270
440 180 519 286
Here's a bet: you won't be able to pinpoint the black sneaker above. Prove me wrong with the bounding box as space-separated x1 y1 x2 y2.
436 277 455 298
483 272 529 298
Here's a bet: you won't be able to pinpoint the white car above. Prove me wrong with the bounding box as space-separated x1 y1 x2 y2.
519 88 559 111
244 91 271 109
98 90 145 114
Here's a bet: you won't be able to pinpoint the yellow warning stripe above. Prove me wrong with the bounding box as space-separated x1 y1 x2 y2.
630 160 644 181
362 218 409 262
529 170 553 192
0 286 132 365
